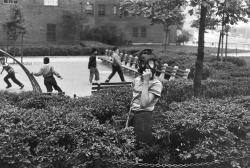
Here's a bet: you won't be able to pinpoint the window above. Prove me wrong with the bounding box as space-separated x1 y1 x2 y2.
141 27 147 37
85 4 94 14
3 0 17 4
44 0 58 6
47 24 56 41
98 4 105 16
132 27 138 37
113 5 117 15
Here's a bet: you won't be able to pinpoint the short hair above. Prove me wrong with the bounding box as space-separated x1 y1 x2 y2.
91 48 97 53
43 57 50 64
0 57 5 61
112 46 118 51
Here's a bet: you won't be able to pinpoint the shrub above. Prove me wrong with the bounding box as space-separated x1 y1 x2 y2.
152 98 250 167
0 94 136 168
226 56 247 67
188 63 213 80
87 87 133 125
155 79 193 112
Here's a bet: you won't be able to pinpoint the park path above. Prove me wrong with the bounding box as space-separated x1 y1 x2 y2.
0 56 135 97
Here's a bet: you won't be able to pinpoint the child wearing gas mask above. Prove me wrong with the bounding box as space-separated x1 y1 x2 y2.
128 49 163 145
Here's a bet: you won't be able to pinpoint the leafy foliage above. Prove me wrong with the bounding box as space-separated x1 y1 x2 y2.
0 91 136 168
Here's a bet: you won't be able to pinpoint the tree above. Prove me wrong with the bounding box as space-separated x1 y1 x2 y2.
61 11 88 44
119 0 185 51
2 4 26 60
176 30 192 45
120 0 250 97
190 6 221 30
189 0 250 96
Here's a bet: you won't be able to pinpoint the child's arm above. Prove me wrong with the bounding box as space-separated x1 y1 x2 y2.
51 66 63 79
140 69 155 108
0 67 4 74
32 67 44 76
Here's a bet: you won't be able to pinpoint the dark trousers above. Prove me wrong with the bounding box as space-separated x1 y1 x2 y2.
44 76 62 93
89 67 99 83
4 73 23 87
107 65 125 82
128 111 153 145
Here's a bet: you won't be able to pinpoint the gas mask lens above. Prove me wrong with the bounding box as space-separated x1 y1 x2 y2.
147 60 155 69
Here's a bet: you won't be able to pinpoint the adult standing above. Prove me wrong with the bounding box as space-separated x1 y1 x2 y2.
105 47 126 82
0 57 24 89
127 49 163 145
88 48 100 84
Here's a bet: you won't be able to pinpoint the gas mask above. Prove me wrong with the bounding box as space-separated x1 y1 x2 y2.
137 49 158 78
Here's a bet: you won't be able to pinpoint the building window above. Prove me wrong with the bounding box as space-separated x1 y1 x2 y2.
85 4 94 14
113 5 117 15
3 0 17 4
44 0 58 6
47 24 56 41
98 4 105 16
132 27 138 37
141 27 147 37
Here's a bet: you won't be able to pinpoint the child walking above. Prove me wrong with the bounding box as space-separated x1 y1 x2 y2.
88 48 100 84
32 57 63 93
105 47 126 82
0 57 24 89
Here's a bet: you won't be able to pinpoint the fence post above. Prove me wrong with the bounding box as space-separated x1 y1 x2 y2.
159 63 168 80
169 66 178 81
183 69 191 79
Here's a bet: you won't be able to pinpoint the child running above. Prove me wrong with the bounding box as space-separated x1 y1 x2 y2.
0 57 24 89
31 57 63 94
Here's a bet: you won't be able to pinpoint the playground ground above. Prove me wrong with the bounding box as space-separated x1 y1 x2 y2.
0 56 134 97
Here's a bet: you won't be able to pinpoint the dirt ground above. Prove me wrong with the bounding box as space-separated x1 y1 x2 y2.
0 56 135 97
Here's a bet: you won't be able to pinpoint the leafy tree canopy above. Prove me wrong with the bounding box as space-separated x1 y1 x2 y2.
119 0 185 30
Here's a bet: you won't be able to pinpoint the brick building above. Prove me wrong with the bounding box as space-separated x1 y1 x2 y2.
0 0 177 46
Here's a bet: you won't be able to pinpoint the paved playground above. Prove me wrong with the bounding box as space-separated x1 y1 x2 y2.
0 56 135 97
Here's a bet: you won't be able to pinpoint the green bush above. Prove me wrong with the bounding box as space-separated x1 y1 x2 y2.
0 93 136 168
80 27 131 46
87 87 133 125
152 98 250 167
188 63 213 80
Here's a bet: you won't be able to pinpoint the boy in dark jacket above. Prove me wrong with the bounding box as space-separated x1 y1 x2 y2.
0 57 24 89
88 48 100 84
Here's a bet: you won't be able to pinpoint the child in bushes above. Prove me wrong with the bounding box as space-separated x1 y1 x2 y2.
88 48 100 84
0 57 24 89
31 57 63 94
127 49 163 145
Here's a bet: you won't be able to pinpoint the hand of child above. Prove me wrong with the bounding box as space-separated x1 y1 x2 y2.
142 69 152 82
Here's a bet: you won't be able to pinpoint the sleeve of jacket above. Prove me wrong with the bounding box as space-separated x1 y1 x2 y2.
113 55 122 66
51 66 61 78
88 56 93 69
33 67 44 76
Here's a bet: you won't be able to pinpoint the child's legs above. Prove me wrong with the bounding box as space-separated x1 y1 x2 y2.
51 76 62 92
44 77 53 92
4 73 12 86
9 73 22 86
94 68 100 81
89 67 95 83
107 65 117 81
117 66 125 82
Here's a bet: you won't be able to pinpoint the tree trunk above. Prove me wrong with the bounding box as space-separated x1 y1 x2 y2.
217 32 221 60
193 4 207 97
163 25 169 51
